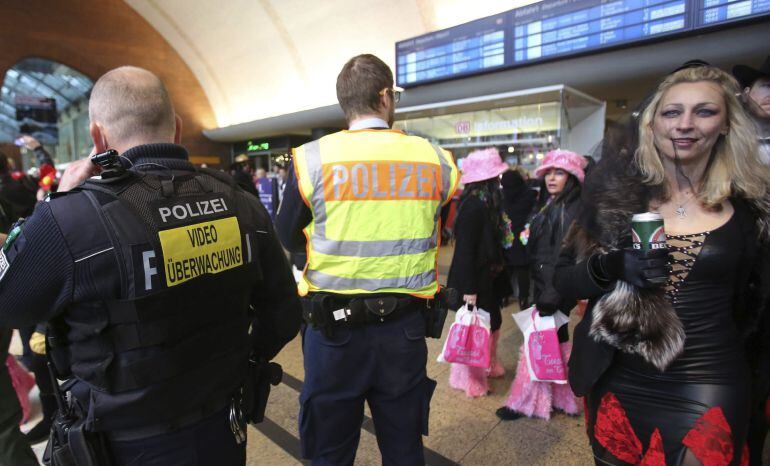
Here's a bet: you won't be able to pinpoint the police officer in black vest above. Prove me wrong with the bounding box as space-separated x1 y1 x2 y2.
0 66 302 465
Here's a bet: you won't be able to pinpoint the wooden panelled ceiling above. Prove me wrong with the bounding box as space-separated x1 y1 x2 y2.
0 0 228 162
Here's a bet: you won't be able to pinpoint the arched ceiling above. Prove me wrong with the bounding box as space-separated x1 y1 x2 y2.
1 0 229 163
125 0 533 129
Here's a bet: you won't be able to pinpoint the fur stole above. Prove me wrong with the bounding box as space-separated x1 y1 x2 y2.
566 151 770 371
564 151 684 371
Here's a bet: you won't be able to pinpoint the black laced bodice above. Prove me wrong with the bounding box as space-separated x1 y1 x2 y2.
665 231 708 301
617 213 746 383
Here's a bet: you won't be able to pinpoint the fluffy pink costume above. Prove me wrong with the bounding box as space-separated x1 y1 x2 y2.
489 330 505 378
503 341 580 420
6 355 35 424
449 330 504 396
449 363 488 397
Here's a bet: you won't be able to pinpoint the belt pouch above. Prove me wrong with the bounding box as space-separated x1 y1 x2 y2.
310 295 335 336
68 419 113 466
426 305 448 339
363 297 398 321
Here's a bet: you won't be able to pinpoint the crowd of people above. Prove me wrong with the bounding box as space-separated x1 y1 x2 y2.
437 57 770 466
228 157 288 216
0 52 767 466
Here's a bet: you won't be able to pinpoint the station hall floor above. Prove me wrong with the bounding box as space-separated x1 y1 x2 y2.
12 245 770 465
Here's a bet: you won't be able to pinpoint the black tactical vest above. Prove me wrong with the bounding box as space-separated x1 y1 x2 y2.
47 168 265 435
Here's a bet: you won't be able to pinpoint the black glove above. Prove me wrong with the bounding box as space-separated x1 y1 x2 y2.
535 289 561 317
595 248 670 289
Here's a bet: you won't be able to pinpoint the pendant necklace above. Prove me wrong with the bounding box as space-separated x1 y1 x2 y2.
675 192 695 219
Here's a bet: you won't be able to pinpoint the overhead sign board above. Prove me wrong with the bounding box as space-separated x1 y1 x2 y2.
396 0 770 87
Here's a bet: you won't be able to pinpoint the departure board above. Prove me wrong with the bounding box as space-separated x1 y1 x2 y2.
396 14 507 86
396 0 770 87
698 0 770 26
512 0 689 64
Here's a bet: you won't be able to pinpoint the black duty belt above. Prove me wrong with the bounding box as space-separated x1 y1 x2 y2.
301 293 428 329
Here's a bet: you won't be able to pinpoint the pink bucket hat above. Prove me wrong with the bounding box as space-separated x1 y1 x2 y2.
460 148 509 184
533 149 587 183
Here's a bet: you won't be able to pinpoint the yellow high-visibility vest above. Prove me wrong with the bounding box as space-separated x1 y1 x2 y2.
293 129 459 298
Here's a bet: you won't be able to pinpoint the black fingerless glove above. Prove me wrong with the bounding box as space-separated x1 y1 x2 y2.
593 248 670 289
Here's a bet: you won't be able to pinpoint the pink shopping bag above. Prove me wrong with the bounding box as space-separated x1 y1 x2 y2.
6 355 35 424
437 305 491 368
526 310 567 382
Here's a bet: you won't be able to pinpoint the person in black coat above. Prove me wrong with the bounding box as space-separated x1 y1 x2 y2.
497 149 586 421
554 65 769 465
229 155 259 197
501 169 537 309
447 148 512 398
0 152 37 220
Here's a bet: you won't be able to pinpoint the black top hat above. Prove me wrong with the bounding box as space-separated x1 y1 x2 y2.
733 56 770 89
673 59 710 73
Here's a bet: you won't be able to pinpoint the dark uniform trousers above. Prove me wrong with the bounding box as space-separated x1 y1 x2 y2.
108 408 245 466
300 308 436 466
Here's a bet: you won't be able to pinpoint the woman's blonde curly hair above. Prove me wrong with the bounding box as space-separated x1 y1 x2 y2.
635 65 770 209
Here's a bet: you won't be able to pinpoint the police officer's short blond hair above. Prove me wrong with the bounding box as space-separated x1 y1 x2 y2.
89 66 176 144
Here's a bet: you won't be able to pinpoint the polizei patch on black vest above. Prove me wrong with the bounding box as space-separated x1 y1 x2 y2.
151 193 232 229
152 193 242 287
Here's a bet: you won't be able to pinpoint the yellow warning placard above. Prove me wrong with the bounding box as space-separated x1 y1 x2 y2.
158 216 243 287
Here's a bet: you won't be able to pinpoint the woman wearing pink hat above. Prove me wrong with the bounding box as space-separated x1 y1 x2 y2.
446 148 514 397
497 149 585 420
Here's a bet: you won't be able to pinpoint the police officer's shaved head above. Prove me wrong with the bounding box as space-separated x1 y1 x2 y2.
89 66 176 145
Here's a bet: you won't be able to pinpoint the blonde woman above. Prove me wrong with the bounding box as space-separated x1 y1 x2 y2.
554 64 770 465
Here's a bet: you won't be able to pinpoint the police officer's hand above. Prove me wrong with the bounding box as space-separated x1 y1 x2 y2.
596 248 670 289
58 153 102 192
0 233 6 244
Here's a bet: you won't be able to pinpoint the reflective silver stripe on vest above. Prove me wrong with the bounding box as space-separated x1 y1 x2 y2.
431 144 454 205
303 139 445 258
306 269 436 291
303 140 327 238
310 231 438 257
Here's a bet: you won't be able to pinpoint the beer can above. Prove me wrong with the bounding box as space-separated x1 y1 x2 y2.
631 212 666 251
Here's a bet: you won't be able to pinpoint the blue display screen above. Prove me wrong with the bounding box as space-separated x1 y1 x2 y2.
396 0 769 87
396 14 508 86
699 0 770 25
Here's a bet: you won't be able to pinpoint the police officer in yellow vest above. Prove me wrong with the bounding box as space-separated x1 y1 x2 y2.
276 54 458 465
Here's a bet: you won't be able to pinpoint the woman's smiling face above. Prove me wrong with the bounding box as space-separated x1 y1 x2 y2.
652 80 728 164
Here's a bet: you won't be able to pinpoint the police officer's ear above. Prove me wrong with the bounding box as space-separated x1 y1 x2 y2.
174 114 183 145
377 90 392 115
90 121 109 154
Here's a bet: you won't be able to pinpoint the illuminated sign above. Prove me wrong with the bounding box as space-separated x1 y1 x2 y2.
246 141 270 152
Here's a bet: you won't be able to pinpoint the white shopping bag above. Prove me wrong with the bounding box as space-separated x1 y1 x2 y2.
512 306 570 383
437 305 491 367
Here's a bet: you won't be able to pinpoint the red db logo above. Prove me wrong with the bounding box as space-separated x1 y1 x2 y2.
455 121 471 134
